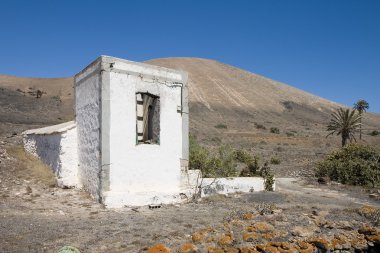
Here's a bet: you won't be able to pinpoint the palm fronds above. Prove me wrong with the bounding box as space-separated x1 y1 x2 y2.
327 108 362 146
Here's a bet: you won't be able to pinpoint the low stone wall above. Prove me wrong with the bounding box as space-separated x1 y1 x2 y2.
201 177 270 197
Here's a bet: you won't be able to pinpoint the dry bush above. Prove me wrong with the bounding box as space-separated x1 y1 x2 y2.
7 145 56 187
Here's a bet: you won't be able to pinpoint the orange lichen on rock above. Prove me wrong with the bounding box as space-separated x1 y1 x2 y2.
242 232 257 242
255 244 280 253
358 226 378 235
192 232 204 243
218 234 234 246
178 243 198 253
297 240 316 252
246 226 255 232
254 222 274 233
243 212 254 220
147 244 172 253
308 237 332 251
366 234 380 243
351 237 368 251
207 246 225 253
262 232 275 241
225 248 239 253
358 205 376 215
240 247 260 253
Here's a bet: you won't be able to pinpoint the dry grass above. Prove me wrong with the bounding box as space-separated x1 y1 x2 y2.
7 145 56 187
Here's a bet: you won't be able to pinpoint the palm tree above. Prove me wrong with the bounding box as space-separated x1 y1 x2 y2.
353 99 369 140
327 108 361 147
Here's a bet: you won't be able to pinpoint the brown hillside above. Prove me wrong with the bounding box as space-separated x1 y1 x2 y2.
147 58 380 176
0 75 74 135
1 58 379 175
147 58 380 135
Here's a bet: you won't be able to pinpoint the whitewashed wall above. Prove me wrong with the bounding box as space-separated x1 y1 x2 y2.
104 66 185 207
201 177 268 197
75 61 101 200
23 122 79 188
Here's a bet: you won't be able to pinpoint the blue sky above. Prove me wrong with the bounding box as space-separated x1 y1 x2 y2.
1 0 379 113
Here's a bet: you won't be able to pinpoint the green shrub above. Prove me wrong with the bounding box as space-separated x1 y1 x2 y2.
189 135 222 177
189 135 275 190
369 130 380 136
260 162 275 191
214 124 227 129
316 144 380 187
286 132 295 137
189 135 236 177
254 123 266 130
270 157 281 165
270 127 280 134
236 149 260 176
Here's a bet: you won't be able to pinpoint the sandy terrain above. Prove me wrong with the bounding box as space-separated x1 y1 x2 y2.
1 136 380 252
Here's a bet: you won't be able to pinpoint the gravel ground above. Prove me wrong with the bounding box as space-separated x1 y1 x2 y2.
1 139 380 253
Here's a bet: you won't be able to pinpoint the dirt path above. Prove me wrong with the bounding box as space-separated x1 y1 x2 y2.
275 178 380 209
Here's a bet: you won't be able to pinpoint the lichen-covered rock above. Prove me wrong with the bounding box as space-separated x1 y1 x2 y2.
207 246 225 253
224 248 239 253
366 234 380 244
243 213 254 220
242 232 257 242
218 234 234 246
179 243 199 253
291 226 318 238
253 222 274 233
240 247 260 253
147 244 172 253
358 226 378 235
308 238 332 251
192 232 204 243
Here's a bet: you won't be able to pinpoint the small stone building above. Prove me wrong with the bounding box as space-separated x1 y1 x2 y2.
24 56 189 207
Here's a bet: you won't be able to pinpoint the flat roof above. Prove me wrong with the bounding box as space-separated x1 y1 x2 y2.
23 121 76 135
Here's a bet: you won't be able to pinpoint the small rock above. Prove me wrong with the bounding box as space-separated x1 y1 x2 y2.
358 226 378 235
178 243 198 253
291 226 316 238
243 232 257 242
192 232 203 243
25 186 32 195
218 234 233 246
254 222 274 233
366 234 380 244
242 212 254 220
147 244 172 253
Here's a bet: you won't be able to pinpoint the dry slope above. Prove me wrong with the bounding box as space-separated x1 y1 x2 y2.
0 74 74 135
1 58 379 175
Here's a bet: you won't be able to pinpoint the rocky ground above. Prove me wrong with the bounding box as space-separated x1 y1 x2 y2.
1 136 380 253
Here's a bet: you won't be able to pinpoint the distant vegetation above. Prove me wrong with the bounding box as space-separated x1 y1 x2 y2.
286 132 295 137
270 157 281 165
353 99 369 140
369 130 379 136
254 123 266 130
189 135 274 190
270 127 280 134
316 144 380 187
214 123 227 129
327 108 361 147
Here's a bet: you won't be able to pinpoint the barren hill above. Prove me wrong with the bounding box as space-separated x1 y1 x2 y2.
147 58 380 136
1 58 379 175
0 75 74 134
147 58 380 176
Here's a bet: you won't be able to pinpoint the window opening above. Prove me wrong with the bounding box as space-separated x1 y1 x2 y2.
136 93 160 144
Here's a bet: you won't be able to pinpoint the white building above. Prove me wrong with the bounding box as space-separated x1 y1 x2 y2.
24 56 190 207
23 56 268 208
